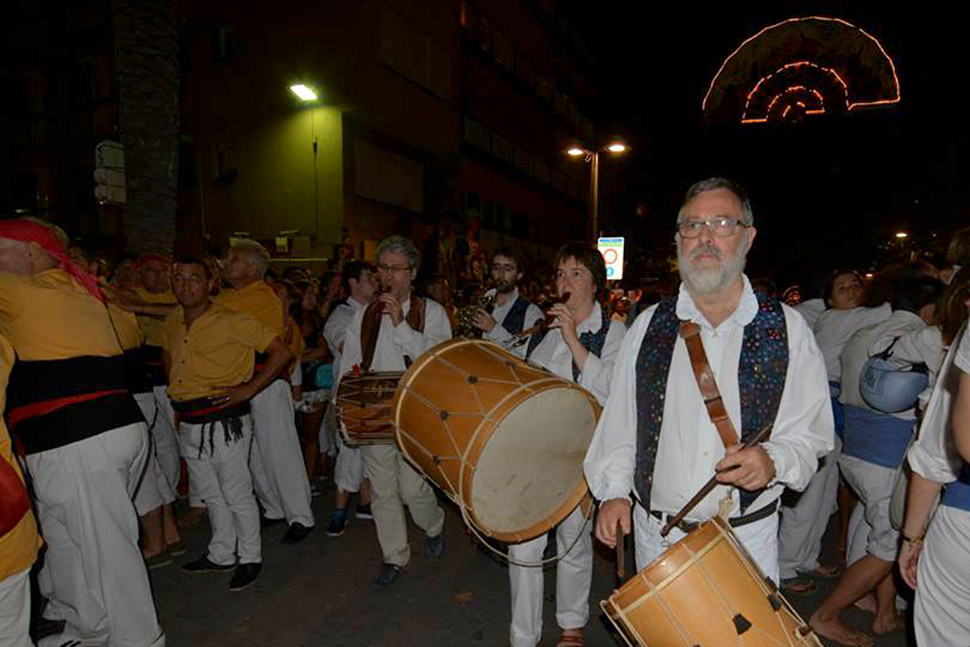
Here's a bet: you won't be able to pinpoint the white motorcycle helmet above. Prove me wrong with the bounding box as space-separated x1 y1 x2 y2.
860 355 928 414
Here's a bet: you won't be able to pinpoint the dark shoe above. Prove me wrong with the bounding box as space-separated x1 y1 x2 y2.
229 563 261 592
373 563 402 589
356 503 373 519
167 540 187 556
281 522 314 544
181 555 235 573
260 515 285 529
326 509 349 537
145 550 173 570
425 533 445 560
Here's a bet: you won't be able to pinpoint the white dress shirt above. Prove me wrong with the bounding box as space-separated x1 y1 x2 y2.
908 325 965 483
794 298 826 329
839 309 928 419
337 294 452 385
584 275 834 520
323 297 366 386
484 288 544 358
526 301 625 406
813 303 891 381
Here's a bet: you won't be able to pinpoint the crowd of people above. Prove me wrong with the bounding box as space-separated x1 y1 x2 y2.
1 177 969 647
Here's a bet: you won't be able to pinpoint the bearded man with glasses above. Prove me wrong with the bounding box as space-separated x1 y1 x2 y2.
585 177 834 585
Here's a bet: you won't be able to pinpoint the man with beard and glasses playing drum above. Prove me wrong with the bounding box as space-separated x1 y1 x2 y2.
471 248 544 356
585 178 833 590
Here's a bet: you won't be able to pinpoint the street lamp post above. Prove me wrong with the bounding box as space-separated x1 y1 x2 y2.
567 142 627 240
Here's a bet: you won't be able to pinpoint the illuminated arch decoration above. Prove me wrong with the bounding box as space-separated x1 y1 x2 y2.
703 16 900 125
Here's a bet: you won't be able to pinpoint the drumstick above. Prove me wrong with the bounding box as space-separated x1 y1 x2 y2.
660 423 773 537
615 518 626 580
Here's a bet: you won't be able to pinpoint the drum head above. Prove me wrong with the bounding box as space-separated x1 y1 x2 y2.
470 386 596 537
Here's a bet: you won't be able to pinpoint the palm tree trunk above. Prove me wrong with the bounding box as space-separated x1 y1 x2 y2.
112 0 179 255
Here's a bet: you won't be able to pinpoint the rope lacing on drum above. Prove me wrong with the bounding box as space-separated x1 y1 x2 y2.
640 571 698 646
395 341 591 567
682 534 795 647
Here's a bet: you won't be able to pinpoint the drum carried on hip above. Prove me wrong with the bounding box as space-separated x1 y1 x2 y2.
336 371 403 446
392 338 600 544
602 517 822 647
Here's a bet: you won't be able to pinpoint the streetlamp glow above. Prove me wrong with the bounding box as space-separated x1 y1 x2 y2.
607 143 628 153
567 147 585 157
895 231 909 239
289 84 318 102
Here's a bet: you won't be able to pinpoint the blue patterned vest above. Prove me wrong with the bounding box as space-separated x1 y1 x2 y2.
500 296 532 336
527 305 611 382
633 290 788 512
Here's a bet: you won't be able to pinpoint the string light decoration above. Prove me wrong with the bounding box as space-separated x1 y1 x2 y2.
703 16 900 125
743 62 846 123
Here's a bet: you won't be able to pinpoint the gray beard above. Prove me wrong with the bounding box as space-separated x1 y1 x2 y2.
677 232 748 295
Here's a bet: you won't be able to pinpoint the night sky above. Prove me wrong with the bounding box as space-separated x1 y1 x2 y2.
586 1 967 287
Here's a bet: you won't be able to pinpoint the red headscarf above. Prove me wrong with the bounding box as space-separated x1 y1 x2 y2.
134 252 172 270
0 218 104 301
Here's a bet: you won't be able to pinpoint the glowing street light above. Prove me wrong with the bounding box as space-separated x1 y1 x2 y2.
895 231 909 239
565 141 630 239
289 84 318 102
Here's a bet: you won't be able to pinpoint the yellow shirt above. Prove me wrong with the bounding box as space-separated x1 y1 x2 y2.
0 269 125 360
284 316 306 358
161 302 278 402
216 280 285 337
0 336 42 581
109 306 144 351
133 287 177 347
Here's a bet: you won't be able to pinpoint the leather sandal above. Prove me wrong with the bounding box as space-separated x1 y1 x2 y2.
557 628 584 647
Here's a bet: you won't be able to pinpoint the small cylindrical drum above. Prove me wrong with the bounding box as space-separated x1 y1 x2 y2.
392 339 600 543
335 371 403 446
602 518 823 647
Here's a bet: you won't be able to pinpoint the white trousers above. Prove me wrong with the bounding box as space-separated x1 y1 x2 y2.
141 387 180 495
0 568 33 647
28 423 164 647
334 432 364 494
319 400 337 458
778 437 842 579
633 504 780 584
915 505 970 646
249 380 314 527
132 392 176 515
839 455 898 562
360 445 444 566
507 506 592 647
179 415 261 565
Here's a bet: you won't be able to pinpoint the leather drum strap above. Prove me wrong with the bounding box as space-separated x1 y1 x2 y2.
679 321 740 449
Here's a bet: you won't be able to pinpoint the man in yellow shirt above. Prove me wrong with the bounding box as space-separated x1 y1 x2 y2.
0 334 41 647
0 218 163 647
163 257 291 591
218 240 314 544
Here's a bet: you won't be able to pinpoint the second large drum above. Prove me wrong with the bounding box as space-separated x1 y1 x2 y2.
392 338 600 544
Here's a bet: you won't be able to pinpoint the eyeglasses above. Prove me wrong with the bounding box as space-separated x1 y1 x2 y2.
677 217 747 239
377 263 411 274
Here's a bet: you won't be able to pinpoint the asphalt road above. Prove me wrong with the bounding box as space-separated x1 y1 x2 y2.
151 491 914 646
